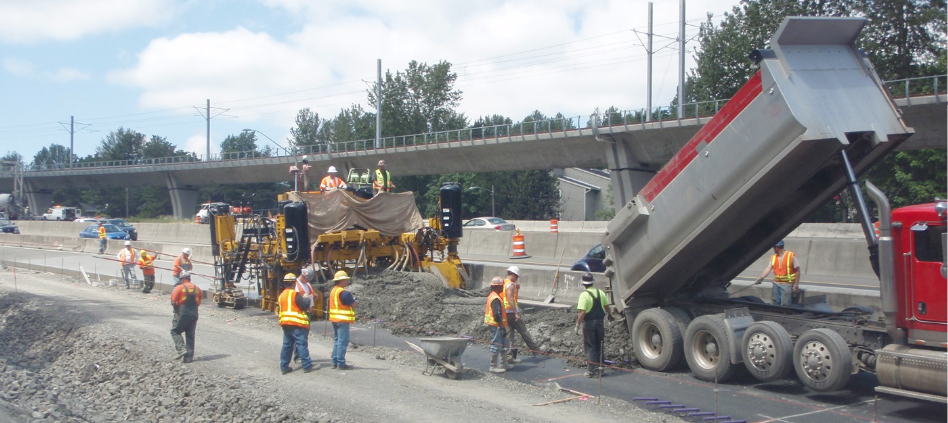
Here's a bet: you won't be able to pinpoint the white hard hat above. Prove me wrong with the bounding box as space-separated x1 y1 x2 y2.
378 160 386 166
506 266 520 276
328 166 337 173
182 248 191 255
124 241 132 246
179 271 191 280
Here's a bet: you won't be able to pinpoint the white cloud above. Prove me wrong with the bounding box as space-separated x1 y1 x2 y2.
184 133 216 159
0 0 176 44
3 57 89 82
3 57 35 76
48 67 90 83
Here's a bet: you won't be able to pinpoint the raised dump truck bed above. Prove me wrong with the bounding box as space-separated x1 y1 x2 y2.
603 17 912 312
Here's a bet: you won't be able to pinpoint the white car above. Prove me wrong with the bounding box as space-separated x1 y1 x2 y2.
462 217 516 231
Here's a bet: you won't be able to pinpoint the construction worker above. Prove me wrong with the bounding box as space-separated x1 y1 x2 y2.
369 159 395 194
329 270 356 370
279 273 319 374
97 221 107 254
575 272 615 378
173 248 193 286
755 240 801 306
138 250 156 293
117 241 138 289
170 271 202 363
485 277 509 373
319 166 347 192
290 268 317 364
502 265 540 361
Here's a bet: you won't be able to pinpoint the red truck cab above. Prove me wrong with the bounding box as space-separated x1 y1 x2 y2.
891 201 947 347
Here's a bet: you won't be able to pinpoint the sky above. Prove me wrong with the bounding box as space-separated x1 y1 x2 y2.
0 0 741 163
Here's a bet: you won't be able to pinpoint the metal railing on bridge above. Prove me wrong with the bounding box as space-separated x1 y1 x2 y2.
7 75 945 175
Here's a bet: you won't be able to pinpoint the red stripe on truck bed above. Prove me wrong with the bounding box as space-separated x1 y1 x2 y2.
639 71 763 203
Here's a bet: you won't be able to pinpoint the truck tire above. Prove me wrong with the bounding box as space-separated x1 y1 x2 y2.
664 307 692 335
631 308 685 371
684 314 742 383
793 328 852 392
741 321 793 382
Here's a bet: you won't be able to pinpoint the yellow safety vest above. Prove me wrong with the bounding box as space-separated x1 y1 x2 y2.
771 251 797 284
278 289 310 329
484 291 507 327
329 286 355 323
502 278 517 312
373 169 394 191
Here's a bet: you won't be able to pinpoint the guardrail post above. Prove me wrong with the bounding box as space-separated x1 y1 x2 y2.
905 79 910 105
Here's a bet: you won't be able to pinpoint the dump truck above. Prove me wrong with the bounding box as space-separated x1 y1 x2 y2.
601 17 946 402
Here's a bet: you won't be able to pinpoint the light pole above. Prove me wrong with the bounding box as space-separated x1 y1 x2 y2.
469 185 495 217
242 129 288 155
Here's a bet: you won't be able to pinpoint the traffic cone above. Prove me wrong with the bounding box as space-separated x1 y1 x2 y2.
195 215 201 224
509 230 531 259
550 219 558 233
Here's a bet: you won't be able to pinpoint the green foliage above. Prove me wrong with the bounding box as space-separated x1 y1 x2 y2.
862 149 947 208
289 108 321 148
367 60 466 136
318 104 375 143
32 144 74 170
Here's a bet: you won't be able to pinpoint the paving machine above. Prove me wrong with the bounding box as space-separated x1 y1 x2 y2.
601 17 946 402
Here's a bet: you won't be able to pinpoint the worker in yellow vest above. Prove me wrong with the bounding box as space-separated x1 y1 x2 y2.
370 160 395 194
278 274 319 374
329 270 356 370
755 240 801 306
97 221 107 254
502 266 539 361
485 277 509 373
138 250 156 293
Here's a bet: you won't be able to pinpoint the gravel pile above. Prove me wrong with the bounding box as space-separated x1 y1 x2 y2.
0 292 326 423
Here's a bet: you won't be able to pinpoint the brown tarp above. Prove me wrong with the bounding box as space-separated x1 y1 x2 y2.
288 190 424 238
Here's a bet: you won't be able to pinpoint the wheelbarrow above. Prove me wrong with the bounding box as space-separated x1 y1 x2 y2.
405 337 469 380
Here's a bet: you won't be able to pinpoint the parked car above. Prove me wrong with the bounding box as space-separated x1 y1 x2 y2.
571 243 606 273
104 218 138 241
0 219 19 234
80 224 129 240
462 217 516 231
75 217 99 223
196 202 230 224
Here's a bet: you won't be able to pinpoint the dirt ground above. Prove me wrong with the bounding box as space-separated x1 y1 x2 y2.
0 267 680 423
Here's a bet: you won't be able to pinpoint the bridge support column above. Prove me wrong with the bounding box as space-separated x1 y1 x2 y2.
166 173 199 220
603 137 657 211
23 180 53 218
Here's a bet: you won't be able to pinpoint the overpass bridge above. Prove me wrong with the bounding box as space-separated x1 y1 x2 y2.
1 76 944 218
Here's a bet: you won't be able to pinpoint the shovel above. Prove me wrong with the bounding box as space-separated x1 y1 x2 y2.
544 247 567 304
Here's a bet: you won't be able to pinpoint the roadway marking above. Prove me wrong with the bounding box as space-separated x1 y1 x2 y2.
532 374 581 383
754 399 875 423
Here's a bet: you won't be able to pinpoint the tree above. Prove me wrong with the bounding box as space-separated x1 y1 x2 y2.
368 60 466 137
1 151 23 172
33 144 74 170
289 108 321 149
857 0 947 80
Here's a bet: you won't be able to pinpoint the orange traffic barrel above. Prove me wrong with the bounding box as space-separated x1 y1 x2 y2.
509 230 531 259
550 219 558 233
195 215 202 224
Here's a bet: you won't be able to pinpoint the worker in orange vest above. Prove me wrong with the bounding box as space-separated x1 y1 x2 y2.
97 221 107 254
502 265 539 361
170 271 202 363
117 241 139 289
485 277 509 373
173 248 193 286
755 240 801 306
138 250 156 293
319 166 347 192
329 270 356 370
279 274 319 374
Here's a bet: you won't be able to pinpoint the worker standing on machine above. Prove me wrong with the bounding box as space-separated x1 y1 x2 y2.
755 240 801 306
329 270 356 370
503 266 540 361
279 274 319 374
575 272 615 378
369 159 395 194
138 250 156 293
485 277 509 373
319 166 347 192
117 241 138 289
173 248 193 286
170 271 202 363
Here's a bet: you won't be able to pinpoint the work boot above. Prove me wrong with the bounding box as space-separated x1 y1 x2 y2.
303 364 321 373
507 348 522 364
489 353 505 373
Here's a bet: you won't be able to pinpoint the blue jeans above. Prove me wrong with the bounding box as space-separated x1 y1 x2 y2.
772 283 793 306
98 238 106 254
489 327 508 355
281 326 312 371
331 322 350 366
121 264 138 287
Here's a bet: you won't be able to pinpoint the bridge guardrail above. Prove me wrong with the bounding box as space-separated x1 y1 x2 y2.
4 75 944 176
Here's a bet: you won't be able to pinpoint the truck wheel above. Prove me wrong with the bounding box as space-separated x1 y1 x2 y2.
664 307 692 334
631 308 684 371
793 328 852 392
684 314 742 382
741 321 793 382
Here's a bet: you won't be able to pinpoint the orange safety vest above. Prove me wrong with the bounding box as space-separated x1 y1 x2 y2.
118 248 136 265
502 278 518 312
98 226 106 239
173 256 192 276
138 255 155 276
329 286 356 323
771 251 797 284
278 289 310 329
484 291 507 327
320 175 345 191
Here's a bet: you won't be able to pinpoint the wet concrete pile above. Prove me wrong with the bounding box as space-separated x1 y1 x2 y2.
0 293 320 423
345 270 637 369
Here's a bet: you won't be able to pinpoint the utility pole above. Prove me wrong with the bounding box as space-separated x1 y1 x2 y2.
678 0 686 118
376 59 382 149
647 2 653 122
58 116 90 168
194 100 229 161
